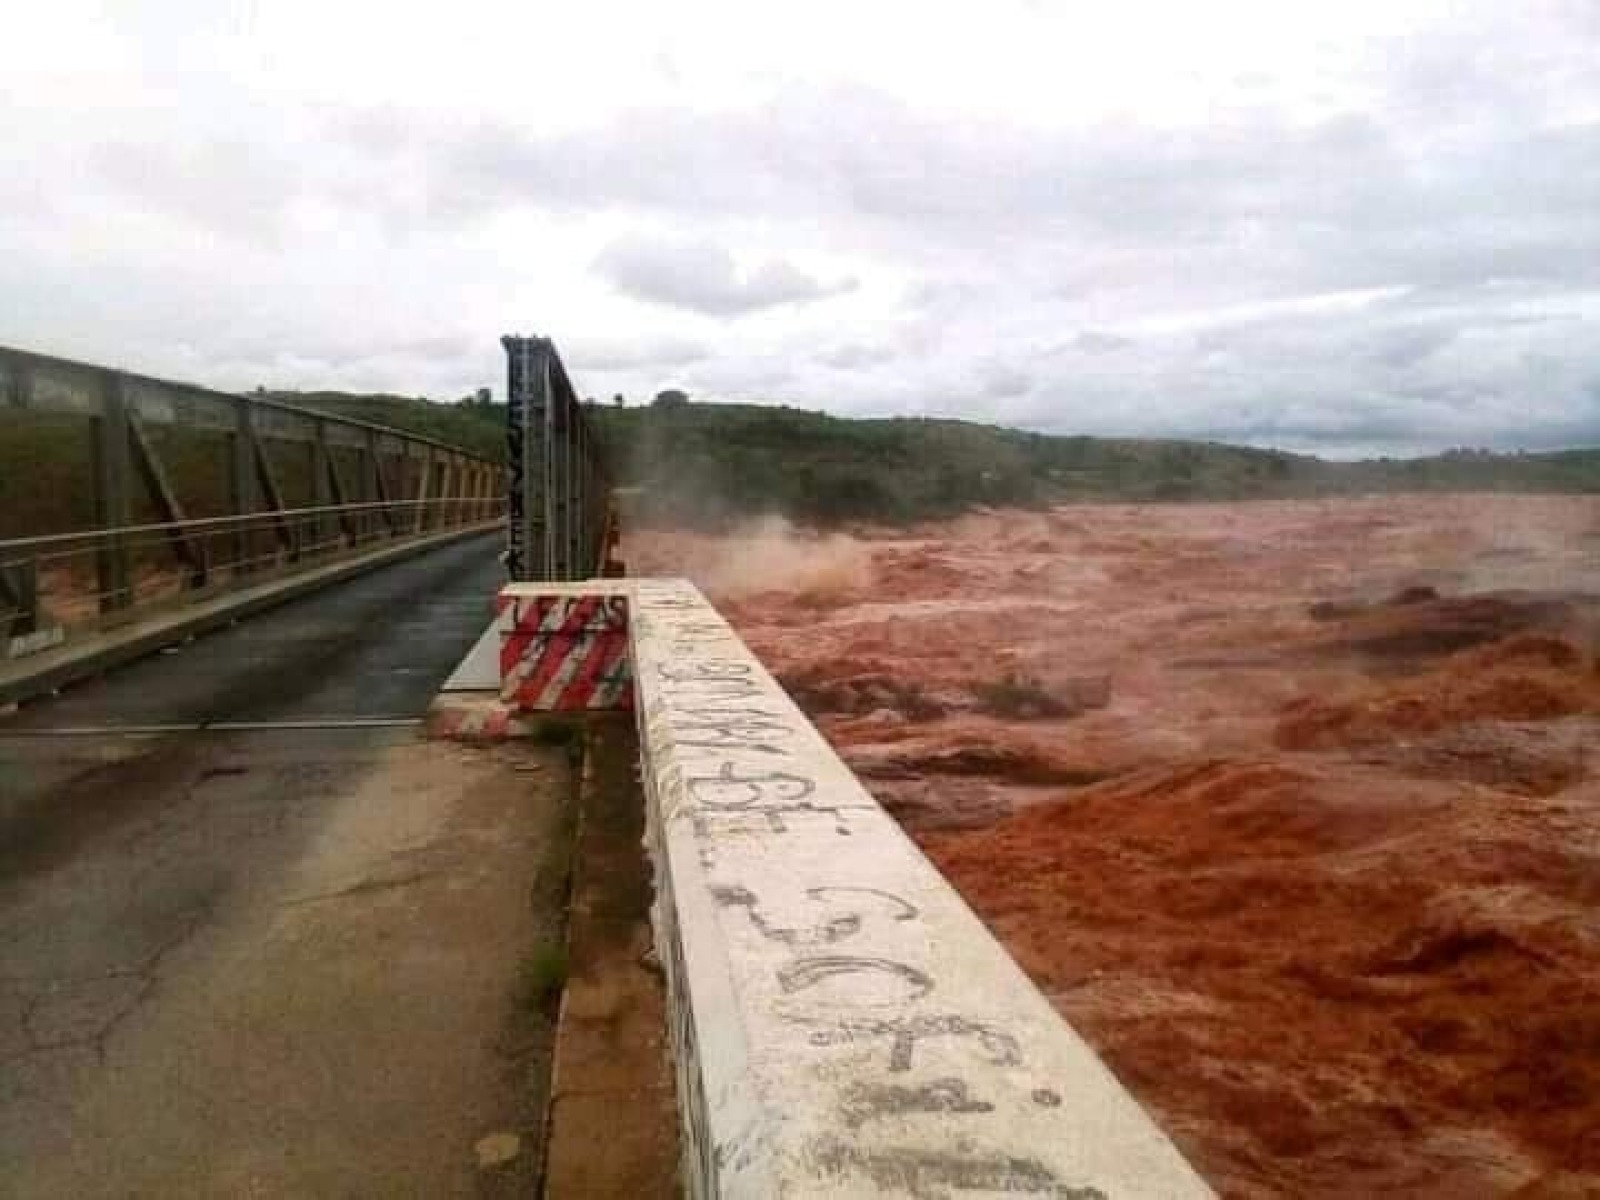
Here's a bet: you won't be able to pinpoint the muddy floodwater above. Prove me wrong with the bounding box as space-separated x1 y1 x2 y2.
629 494 1600 1198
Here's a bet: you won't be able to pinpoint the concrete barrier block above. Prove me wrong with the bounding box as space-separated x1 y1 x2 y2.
628 578 1212 1199
496 585 632 712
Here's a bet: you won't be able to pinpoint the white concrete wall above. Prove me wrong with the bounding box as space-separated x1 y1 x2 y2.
628 578 1213 1199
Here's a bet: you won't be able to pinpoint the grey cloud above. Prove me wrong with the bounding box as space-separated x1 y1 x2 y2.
332 106 418 156
904 278 988 313
93 139 296 242
592 233 856 316
565 334 710 371
1362 326 1457 369
686 354 797 397
333 82 1600 316
820 343 897 369
981 364 1032 399
1072 330 1133 354
985 284 1600 453
389 333 478 360
6 3 1599 457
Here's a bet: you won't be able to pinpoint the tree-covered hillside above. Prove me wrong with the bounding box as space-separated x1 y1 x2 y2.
587 401 1600 525
261 391 504 461
5 389 1596 538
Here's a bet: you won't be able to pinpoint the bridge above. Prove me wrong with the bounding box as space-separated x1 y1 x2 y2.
0 340 1209 1195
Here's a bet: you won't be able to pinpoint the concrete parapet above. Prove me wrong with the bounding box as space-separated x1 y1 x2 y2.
627 578 1213 1198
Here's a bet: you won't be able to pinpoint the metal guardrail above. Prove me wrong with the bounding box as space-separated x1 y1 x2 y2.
502 336 611 581
0 344 502 660
0 498 499 659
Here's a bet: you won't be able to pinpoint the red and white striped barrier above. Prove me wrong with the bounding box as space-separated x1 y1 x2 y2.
498 591 632 711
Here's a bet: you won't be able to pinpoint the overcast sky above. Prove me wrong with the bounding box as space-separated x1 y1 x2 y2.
4 1 1598 457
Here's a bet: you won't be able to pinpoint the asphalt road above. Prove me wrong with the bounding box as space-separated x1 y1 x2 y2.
3 532 506 732
0 533 571 1196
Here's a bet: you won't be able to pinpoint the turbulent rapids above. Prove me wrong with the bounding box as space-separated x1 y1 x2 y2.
630 495 1600 1197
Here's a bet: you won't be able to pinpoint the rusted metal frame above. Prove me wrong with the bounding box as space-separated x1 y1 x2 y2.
91 372 134 613
126 403 209 588
351 439 370 545
229 394 260 579
0 346 39 630
322 433 358 547
412 447 433 534
459 461 475 526
253 438 299 562
503 335 551 582
503 339 526 578
503 336 615 581
551 397 565 578
310 420 334 551
595 450 608 572
2 342 499 465
550 394 569 580
543 349 559 580
568 402 583 577
558 357 580 579
366 429 399 537
472 461 489 523
541 363 561 580
438 456 458 531
5 343 506 633
0 500 466 558
586 422 602 573
549 349 595 580
0 502 470 569
0 560 38 638
584 429 603 574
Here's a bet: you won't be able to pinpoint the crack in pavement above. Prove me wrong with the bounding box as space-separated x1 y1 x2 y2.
2 755 369 1072
277 869 440 908
1 899 217 1067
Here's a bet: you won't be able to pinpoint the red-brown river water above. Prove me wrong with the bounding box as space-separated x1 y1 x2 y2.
629 494 1600 1197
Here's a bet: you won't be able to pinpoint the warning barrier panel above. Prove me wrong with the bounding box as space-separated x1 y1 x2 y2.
498 589 632 711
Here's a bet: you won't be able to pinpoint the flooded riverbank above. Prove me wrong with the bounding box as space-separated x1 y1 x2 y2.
629 495 1600 1196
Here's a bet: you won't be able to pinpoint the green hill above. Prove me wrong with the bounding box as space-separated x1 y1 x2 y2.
4 388 1597 539
587 401 1600 525
260 390 504 461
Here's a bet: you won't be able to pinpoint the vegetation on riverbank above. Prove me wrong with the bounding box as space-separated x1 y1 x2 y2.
4 388 1595 536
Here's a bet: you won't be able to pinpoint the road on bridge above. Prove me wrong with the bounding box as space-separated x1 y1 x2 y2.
0 534 572 1196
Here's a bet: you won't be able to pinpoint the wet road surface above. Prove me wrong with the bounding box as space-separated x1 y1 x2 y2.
0 534 572 1196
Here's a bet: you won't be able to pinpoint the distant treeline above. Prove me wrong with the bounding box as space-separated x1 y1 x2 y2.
4 389 1596 537
586 401 1600 526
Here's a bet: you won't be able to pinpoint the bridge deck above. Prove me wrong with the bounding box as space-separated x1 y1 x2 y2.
0 536 571 1195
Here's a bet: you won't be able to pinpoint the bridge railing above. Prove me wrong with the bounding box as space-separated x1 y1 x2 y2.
502 336 612 582
0 344 502 662
490 578 1214 1197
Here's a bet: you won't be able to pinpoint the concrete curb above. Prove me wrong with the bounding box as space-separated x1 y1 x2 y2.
541 717 679 1196
425 690 593 744
424 693 535 742
0 524 499 708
